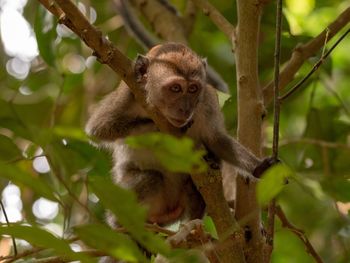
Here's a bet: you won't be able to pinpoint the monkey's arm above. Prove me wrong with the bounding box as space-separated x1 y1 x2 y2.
207 133 261 176
85 83 152 141
197 87 262 176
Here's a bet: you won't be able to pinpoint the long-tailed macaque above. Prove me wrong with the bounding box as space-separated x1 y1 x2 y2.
86 43 270 226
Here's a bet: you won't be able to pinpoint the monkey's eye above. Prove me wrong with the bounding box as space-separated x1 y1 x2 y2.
188 84 199 93
169 84 182 93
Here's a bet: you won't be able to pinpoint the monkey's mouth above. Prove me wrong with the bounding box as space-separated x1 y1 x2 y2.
168 116 192 128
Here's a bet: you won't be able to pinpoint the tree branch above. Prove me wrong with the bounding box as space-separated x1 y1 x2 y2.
2 248 44 263
183 1 198 37
263 6 350 105
38 0 178 135
190 0 236 41
129 0 187 43
275 206 324 263
279 27 350 101
114 0 158 49
235 0 266 262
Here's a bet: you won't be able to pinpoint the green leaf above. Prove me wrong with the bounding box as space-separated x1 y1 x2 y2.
53 126 89 142
272 229 314 263
34 5 56 67
203 215 218 239
257 164 293 206
0 163 57 201
75 224 148 263
321 178 350 202
125 133 206 173
0 135 22 162
48 138 110 177
90 177 170 255
23 142 40 159
0 225 93 263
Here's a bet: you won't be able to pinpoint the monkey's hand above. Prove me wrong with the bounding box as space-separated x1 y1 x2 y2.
167 219 209 248
252 157 280 178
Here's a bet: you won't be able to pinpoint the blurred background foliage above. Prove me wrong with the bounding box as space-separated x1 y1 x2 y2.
0 0 349 262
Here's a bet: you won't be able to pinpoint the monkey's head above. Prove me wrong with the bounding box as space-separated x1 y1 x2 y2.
134 43 207 128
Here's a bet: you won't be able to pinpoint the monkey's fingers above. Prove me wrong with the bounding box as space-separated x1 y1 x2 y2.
252 157 280 178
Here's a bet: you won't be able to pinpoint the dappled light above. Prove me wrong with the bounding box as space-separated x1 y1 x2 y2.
32 198 59 220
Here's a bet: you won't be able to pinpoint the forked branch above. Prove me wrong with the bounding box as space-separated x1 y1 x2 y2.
263 7 350 105
279 27 350 101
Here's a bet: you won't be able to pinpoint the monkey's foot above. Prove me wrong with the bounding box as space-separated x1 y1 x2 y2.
148 205 184 225
167 219 209 248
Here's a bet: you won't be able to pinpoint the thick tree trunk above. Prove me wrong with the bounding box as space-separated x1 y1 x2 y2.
234 0 266 262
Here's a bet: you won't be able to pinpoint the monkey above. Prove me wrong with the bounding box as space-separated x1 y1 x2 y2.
86 43 272 231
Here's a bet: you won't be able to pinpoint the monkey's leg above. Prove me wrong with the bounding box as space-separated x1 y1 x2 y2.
183 178 206 221
103 167 165 263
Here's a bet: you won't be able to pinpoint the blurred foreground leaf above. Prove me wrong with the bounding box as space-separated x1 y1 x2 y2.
257 164 294 206
75 224 148 263
0 225 93 262
203 215 218 239
126 133 206 173
0 163 57 201
34 5 56 67
89 178 170 255
321 178 350 202
0 135 21 162
272 229 314 263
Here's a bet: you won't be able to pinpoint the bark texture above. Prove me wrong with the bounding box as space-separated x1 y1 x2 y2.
235 0 265 262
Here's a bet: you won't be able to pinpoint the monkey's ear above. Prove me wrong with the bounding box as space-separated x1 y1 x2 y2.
135 54 149 83
201 58 207 69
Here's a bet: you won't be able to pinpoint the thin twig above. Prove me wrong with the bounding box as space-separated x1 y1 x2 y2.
266 0 283 259
263 7 350 105
272 0 283 160
322 76 350 116
321 28 330 57
279 137 350 150
24 250 106 263
5 154 46 164
0 201 17 256
114 223 176 236
2 248 44 263
280 27 350 101
145 223 176 236
44 152 97 222
2 237 79 263
276 206 324 263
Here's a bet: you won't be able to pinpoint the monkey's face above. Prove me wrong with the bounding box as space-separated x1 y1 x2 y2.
134 44 207 128
147 67 205 128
